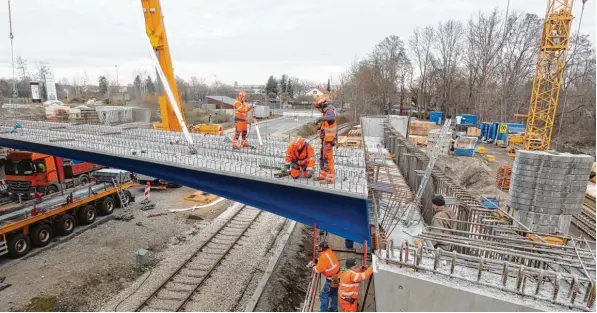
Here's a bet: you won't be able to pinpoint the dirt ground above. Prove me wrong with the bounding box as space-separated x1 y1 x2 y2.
434 142 509 200
0 186 232 312
253 223 313 312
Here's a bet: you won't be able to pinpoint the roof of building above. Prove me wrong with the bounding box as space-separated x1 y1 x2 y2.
206 96 236 106
316 88 330 94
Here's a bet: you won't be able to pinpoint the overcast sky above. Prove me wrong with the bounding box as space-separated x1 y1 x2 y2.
0 0 594 86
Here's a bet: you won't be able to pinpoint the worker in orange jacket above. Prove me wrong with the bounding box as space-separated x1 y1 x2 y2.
283 137 315 179
338 258 373 312
233 91 254 149
307 241 340 312
313 98 337 184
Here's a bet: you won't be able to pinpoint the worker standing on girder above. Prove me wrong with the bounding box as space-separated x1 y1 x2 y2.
233 91 254 149
338 258 373 312
313 97 337 183
282 137 315 179
430 195 455 250
307 241 340 312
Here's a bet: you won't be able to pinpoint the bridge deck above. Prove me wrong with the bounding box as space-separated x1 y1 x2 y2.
0 120 370 242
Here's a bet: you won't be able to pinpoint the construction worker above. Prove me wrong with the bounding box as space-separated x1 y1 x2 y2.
307 241 340 312
338 258 373 312
282 137 315 179
233 90 254 149
430 195 455 250
313 98 337 183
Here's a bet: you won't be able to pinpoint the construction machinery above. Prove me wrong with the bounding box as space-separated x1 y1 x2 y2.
141 0 223 136
522 0 574 151
4 151 103 200
0 169 134 258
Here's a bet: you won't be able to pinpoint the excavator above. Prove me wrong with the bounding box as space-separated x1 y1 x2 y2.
141 0 222 136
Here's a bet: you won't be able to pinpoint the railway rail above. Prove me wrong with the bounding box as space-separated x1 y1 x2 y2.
134 205 263 312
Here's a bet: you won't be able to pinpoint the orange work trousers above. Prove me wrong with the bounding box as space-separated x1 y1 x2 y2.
340 298 358 312
233 121 248 148
318 142 334 183
290 167 312 179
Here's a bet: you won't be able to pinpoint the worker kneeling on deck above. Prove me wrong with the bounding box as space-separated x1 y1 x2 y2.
233 90 254 149
283 137 315 179
313 97 337 184
339 258 373 312
307 241 340 312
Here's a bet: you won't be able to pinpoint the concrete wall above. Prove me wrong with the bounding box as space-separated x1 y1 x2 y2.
361 116 408 138
374 266 541 312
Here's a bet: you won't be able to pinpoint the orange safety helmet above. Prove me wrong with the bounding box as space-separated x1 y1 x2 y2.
238 90 248 101
294 136 306 151
313 97 328 111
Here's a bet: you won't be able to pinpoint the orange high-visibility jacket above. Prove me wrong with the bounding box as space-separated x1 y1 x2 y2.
234 98 252 122
339 267 373 299
284 142 315 170
319 105 337 143
313 249 340 277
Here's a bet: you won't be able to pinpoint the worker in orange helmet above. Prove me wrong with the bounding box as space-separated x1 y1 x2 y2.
338 258 373 312
313 97 337 183
307 241 340 312
283 137 315 179
233 90 254 149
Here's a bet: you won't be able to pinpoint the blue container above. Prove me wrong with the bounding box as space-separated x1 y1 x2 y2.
345 239 354 249
487 123 498 142
454 148 475 156
460 114 478 126
480 197 500 209
496 123 509 142
506 123 525 134
479 122 490 140
429 111 442 125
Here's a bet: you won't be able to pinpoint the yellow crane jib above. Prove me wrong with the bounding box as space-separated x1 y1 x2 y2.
141 0 187 132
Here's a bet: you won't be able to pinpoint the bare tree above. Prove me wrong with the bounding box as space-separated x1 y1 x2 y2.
434 20 464 115
369 35 410 114
409 26 435 112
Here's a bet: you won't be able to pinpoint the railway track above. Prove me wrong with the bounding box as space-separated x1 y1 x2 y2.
134 205 263 312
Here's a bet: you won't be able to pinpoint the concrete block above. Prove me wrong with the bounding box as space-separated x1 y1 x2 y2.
136 248 152 266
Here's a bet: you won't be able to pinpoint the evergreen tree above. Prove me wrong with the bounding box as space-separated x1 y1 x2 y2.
287 79 294 98
279 74 288 94
326 78 331 92
265 75 278 95
145 76 156 95
98 76 108 95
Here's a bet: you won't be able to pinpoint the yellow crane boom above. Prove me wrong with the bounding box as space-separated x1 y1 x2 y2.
523 0 574 151
140 0 187 132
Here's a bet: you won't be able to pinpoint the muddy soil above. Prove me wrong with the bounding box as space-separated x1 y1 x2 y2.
254 224 313 312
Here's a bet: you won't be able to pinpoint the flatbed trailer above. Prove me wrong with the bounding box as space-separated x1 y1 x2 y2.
0 174 134 258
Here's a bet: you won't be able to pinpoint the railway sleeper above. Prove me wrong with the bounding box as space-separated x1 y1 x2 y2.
164 282 195 293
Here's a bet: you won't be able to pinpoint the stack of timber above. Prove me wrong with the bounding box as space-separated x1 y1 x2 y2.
572 193 596 239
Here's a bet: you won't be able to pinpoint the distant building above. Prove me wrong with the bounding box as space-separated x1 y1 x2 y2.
306 87 330 100
206 95 236 109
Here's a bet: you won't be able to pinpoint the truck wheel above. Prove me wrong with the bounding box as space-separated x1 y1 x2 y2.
79 175 89 185
55 214 76 235
7 233 31 258
31 224 53 247
45 185 59 195
98 197 115 215
78 205 97 225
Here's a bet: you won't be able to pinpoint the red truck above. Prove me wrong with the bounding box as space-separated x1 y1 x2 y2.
4 151 103 200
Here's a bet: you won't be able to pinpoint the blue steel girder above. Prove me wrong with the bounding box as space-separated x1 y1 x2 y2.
0 137 370 243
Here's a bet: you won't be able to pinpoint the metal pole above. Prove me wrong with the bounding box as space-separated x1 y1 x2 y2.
8 0 16 104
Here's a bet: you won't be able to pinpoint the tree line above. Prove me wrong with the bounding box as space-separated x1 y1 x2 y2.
339 7 595 146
